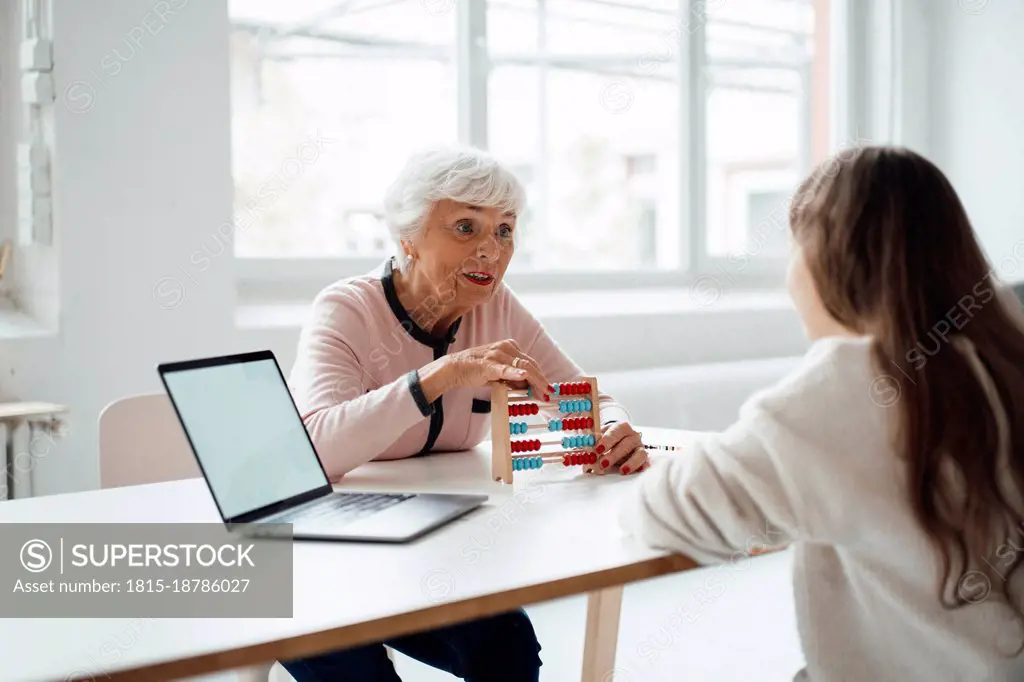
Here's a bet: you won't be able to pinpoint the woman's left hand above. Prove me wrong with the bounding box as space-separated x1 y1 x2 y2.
595 422 649 475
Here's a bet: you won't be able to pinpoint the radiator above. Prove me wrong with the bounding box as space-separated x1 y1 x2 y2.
2 417 66 501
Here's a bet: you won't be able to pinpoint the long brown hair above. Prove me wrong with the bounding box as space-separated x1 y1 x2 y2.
789 145 1024 618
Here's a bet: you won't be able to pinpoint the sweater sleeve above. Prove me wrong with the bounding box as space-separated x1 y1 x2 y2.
504 287 631 426
614 339 862 563
288 287 430 480
616 413 806 564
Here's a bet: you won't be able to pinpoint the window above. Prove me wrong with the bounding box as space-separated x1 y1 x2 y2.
230 0 832 291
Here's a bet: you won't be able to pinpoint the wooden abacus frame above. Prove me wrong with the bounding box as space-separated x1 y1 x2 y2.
490 377 603 484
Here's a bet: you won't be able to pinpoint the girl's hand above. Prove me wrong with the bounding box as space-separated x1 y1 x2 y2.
439 339 551 401
595 422 649 475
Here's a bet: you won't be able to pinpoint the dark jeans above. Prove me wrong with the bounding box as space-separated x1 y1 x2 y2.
280 609 542 682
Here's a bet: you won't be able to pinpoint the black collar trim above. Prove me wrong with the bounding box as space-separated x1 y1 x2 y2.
381 258 461 348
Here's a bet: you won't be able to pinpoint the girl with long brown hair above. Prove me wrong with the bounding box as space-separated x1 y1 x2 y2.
620 145 1024 681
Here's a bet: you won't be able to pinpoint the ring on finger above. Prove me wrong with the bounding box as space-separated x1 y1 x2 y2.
512 356 522 369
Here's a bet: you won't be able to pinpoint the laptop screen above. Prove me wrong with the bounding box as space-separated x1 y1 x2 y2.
161 357 329 520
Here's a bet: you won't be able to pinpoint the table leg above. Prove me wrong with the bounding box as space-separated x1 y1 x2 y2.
580 585 624 682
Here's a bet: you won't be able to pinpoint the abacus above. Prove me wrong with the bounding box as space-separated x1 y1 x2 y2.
490 377 603 484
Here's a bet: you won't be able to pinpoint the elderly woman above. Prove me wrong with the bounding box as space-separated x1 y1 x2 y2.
282 146 649 682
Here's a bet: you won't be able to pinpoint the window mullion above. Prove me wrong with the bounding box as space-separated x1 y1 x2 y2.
458 1 488 148
679 0 706 274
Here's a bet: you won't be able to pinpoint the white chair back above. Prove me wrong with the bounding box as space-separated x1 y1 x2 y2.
98 393 201 488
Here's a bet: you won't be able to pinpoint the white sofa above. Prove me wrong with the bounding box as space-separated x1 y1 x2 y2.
601 356 805 431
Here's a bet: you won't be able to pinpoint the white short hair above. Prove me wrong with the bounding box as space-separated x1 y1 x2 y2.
382 146 527 273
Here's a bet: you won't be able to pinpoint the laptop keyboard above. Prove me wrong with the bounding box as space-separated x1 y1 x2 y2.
271 492 415 526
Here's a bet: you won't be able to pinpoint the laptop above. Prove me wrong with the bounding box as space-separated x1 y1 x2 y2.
157 350 487 543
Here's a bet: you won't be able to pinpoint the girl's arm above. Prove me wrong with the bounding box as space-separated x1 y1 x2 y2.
617 418 806 564
614 338 866 563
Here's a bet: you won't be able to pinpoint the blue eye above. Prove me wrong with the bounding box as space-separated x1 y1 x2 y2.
456 221 473 234
499 225 513 239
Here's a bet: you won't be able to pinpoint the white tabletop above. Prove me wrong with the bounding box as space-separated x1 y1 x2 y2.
0 428 698 682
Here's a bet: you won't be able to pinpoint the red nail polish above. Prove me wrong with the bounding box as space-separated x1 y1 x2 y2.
601 459 609 468
543 394 550 401
621 466 630 475
547 384 555 393
596 444 605 454
637 464 645 472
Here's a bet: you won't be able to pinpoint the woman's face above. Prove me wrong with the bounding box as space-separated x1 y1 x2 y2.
407 199 516 306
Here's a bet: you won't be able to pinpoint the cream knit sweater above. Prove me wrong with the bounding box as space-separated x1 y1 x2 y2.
619 331 1024 681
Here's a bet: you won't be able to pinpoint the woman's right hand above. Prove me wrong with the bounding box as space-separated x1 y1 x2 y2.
422 339 552 402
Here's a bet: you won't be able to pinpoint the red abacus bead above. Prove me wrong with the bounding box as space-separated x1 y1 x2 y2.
534 439 541 450
563 455 569 467
587 417 594 428
589 452 598 464
531 403 539 415
571 453 579 465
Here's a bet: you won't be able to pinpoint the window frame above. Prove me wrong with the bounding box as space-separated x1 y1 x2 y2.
233 0 837 300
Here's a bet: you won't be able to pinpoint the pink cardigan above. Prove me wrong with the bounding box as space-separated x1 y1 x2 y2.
288 259 631 479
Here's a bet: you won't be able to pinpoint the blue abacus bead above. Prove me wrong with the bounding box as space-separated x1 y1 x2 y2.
586 399 593 410
552 383 560 396
561 436 569 448
527 387 532 398
588 435 595 446
513 458 519 471
520 423 527 435
533 457 541 469
573 400 581 413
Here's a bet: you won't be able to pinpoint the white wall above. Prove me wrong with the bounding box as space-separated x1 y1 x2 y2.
928 0 1024 270
0 0 236 496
